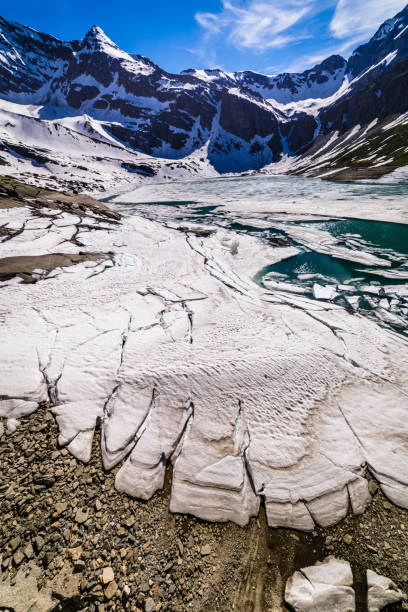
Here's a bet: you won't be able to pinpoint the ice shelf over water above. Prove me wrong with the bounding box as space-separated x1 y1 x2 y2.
1 176 408 530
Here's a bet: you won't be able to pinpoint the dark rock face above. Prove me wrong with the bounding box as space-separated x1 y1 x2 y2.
284 114 319 155
321 58 408 135
346 5 408 79
1 5 408 174
0 16 72 99
218 92 278 141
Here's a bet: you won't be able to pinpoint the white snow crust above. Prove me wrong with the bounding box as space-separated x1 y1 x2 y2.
1 187 408 529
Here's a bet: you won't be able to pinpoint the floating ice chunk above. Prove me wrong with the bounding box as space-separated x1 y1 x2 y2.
383 285 408 298
360 296 377 309
375 309 405 328
346 295 360 310
337 284 356 292
378 298 390 309
360 268 408 280
297 273 318 280
263 279 308 294
360 285 384 295
312 283 339 301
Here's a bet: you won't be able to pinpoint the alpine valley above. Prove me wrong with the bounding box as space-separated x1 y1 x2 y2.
1 5 408 191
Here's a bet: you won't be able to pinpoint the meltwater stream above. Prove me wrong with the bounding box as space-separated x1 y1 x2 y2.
109 175 408 334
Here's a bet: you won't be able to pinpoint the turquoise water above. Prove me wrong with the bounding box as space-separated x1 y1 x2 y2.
257 251 405 287
110 175 408 332
112 188 408 287
258 252 362 285
299 218 408 257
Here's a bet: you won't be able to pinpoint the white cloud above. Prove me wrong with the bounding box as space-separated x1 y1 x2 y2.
193 0 408 73
195 12 225 35
330 0 407 40
196 0 315 50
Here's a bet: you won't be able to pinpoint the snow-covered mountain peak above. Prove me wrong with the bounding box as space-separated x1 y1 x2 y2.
85 24 106 38
79 24 134 62
0 4 408 184
82 24 117 49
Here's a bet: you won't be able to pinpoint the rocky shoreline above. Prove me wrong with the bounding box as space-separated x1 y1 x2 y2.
0 405 407 611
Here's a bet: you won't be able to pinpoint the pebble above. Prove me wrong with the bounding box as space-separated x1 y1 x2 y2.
68 546 82 561
145 597 156 612
177 539 184 556
124 516 135 528
368 481 378 495
75 508 89 524
9 536 21 552
74 559 86 572
102 566 115 584
13 550 24 566
201 545 212 556
55 501 68 515
24 543 34 559
33 536 45 553
344 534 353 545
104 580 118 600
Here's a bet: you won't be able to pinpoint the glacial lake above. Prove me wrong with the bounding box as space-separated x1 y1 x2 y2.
109 174 408 333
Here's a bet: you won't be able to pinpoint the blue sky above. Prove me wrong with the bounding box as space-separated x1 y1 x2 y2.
2 0 407 74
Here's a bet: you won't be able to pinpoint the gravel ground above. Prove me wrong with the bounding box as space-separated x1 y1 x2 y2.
1 404 407 612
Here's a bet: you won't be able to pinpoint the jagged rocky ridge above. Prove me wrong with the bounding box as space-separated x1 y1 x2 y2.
1 5 408 186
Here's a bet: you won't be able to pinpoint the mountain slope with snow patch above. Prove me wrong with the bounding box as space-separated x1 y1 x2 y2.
0 5 408 188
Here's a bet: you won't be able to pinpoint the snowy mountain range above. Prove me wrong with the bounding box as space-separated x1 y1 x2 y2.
1 5 408 192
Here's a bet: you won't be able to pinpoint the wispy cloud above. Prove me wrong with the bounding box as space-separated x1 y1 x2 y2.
193 0 408 73
330 0 407 41
196 0 315 51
